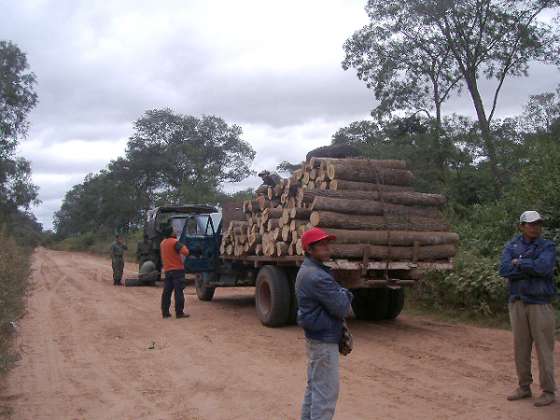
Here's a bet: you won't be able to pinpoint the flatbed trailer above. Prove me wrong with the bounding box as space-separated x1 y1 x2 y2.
191 234 452 326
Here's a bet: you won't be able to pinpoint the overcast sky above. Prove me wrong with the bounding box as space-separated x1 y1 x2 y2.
2 1 559 229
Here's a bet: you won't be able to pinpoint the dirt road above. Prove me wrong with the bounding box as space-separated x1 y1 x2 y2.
1 248 559 419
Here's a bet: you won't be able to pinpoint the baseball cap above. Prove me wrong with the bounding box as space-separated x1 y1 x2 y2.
519 210 543 224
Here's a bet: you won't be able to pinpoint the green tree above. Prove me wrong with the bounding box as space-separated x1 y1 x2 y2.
345 0 560 193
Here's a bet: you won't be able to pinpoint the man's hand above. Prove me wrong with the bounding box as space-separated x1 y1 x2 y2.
512 258 519 266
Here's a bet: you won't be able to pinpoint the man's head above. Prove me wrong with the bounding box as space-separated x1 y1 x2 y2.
518 210 544 241
161 224 175 238
115 234 122 243
302 228 336 262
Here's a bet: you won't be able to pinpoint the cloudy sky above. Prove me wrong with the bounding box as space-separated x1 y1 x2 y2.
2 1 559 229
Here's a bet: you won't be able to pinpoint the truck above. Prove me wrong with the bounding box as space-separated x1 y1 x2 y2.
177 204 453 327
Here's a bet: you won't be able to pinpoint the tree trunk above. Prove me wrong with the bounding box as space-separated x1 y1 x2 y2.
310 211 449 231
310 196 443 219
329 179 414 192
329 244 456 260
323 228 459 246
309 157 407 170
327 163 414 186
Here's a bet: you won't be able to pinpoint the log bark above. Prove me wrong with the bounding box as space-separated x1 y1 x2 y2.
323 229 459 246
310 211 449 231
304 189 446 207
329 179 414 192
327 163 414 186
290 207 312 219
309 157 407 170
329 244 456 261
276 242 289 256
310 196 442 219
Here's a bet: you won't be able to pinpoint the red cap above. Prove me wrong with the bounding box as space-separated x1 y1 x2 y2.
302 228 336 251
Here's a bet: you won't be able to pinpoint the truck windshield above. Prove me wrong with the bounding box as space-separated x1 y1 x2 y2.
184 213 222 237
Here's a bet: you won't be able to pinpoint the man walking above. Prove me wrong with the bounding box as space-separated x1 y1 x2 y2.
500 210 557 407
296 228 353 420
160 225 190 319
110 234 127 286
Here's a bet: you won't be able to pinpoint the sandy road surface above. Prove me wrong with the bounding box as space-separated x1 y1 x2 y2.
1 248 559 419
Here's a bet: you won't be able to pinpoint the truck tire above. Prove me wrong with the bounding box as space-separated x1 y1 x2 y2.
351 289 390 321
196 272 216 301
255 266 291 327
385 288 405 320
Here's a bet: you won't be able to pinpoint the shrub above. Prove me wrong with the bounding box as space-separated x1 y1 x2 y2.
0 229 31 373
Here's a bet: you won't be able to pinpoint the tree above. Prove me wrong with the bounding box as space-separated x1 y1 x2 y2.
521 89 560 134
345 1 560 194
0 41 39 215
342 1 462 133
126 109 255 204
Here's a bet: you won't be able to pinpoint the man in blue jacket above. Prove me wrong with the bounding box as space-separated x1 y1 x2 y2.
296 228 353 420
499 210 557 407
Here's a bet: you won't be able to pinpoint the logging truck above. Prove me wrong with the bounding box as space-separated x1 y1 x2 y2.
181 203 454 327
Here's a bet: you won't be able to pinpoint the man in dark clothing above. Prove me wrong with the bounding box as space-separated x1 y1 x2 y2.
296 228 353 420
110 235 127 286
499 210 557 407
160 226 190 319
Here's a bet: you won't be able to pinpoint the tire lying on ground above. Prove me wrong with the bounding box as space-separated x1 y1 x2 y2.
255 265 291 327
196 272 216 301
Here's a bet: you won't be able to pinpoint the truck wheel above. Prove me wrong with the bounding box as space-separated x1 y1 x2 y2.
351 289 390 321
196 272 216 301
386 288 405 320
255 266 291 327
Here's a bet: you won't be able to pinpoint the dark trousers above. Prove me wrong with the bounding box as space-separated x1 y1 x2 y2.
112 259 124 285
161 270 186 316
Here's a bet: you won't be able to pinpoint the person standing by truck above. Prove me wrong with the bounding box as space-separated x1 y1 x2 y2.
296 228 353 420
110 234 127 286
500 211 556 407
160 225 190 319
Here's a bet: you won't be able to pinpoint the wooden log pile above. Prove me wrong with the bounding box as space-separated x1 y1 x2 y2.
220 157 458 263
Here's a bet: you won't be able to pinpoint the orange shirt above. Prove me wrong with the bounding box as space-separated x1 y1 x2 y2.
160 237 189 272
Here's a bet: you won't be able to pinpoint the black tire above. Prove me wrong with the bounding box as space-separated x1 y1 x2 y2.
196 272 216 301
287 274 298 325
255 266 291 327
386 288 405 320
351 288 390 321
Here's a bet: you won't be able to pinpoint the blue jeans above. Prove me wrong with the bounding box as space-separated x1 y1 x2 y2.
161 270 186 316
301 339 340 420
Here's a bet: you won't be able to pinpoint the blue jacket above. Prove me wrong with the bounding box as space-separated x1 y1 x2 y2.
499 235 557 304
295 257 353 343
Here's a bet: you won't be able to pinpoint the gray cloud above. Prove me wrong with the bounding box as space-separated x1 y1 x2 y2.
2 0 559 229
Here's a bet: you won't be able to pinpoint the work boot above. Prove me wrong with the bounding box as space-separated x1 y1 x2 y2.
162 313 171 319
507 387 532 401
176 313 190 319
534 392 555 407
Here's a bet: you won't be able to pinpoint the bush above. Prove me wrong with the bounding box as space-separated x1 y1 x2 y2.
0 229 31 373
412 249 509 317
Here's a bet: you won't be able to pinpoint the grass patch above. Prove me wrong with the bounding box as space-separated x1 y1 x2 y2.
0 229 32 374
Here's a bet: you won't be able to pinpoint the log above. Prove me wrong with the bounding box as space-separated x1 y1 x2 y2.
290 219 308 231
276 241 289 256
267 218 280 231
310 211 450 231
329 244 456 261
281 225 291 242
327 163 414 186
290 208 312 219
329 179 414 192
309 157 407 170
323 229 459 246
303 189 446 207
310 196 442 219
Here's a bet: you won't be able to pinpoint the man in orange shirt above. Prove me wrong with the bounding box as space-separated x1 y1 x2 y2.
160 225 190 319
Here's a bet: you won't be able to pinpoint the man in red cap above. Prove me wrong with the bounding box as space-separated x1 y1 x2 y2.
296 227 353 420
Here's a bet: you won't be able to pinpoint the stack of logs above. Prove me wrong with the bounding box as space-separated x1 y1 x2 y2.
220 157 458 262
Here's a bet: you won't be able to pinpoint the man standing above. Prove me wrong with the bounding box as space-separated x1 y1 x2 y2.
160 225 190 319
296 228 353 420
500 210 557 407
110 234 127 286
